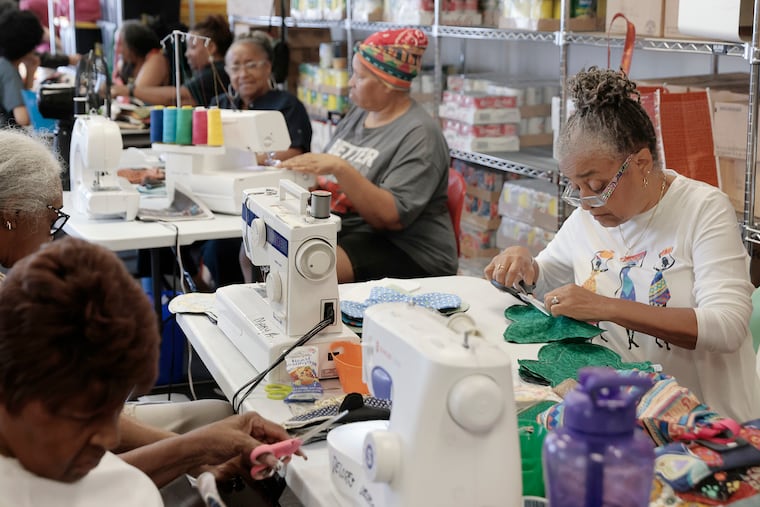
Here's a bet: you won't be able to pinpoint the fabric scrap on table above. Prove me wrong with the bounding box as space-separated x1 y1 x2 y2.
655 418 760 494
283 395 392 431
340 286 462 321
503 305 603 344
518 342 654 387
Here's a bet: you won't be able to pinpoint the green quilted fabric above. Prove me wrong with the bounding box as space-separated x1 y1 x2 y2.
503 305 603 344
517 342 655 387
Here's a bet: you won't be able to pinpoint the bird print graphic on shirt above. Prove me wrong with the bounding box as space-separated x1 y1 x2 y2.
650 246 675 350
582 250 614 292
616 250 647 349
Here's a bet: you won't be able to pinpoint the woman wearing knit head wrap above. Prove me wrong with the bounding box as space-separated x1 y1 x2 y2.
486 67 760 422
281 28 457 283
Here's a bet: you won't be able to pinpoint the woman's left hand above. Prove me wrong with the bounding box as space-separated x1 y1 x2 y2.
280 153 349 176
545 284 614 321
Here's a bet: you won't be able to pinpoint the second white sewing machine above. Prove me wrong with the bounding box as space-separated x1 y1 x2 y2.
215 179 359 382
69 114 140 220
151 109 314 214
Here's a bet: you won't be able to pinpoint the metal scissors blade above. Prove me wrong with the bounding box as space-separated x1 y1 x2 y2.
490 279 550 316
296 409 350 444
249 410 349 476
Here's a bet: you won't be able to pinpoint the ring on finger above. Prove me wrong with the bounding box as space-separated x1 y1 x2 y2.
551 296 560 305
495 263 504 271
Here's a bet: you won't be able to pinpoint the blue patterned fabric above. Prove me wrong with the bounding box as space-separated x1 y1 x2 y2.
340 286 462 320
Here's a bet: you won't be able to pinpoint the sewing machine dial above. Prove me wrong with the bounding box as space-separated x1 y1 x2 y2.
249 218 267 249
266 272 282 302
295 239 336 281
447 374 504 433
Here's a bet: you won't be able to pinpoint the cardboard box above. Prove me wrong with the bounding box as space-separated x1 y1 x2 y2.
519 133 553 147
495 216 555 256
498 178 559 232
462 212 501 231
445 134 520 152
498 14 599 32
663 0 701 39
606 0 664 37
467 185 501 204
677 0 752 43
713 99 756 160
442 118 519 137
228 0 285 18
717 156 760 218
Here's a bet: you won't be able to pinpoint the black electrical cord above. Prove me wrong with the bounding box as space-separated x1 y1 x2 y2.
231 305 336 413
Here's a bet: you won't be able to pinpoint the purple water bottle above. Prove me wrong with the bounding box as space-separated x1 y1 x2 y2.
543 367 655 507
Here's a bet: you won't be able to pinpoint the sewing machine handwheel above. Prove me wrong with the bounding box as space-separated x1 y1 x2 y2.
363 430 400 483
250 218 266 249
295 239 335 281
266 272 282 303
447 374 504 433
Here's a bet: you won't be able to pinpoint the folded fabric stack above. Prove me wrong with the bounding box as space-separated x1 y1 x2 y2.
654 418 760 505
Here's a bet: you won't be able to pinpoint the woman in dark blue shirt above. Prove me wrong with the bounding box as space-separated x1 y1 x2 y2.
202 31 313 287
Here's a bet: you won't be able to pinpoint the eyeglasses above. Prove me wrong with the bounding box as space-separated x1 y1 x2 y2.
561 153 634 208
48 205 70 236
225 60 268 75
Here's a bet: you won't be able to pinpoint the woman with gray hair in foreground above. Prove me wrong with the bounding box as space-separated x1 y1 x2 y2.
0 129 297 505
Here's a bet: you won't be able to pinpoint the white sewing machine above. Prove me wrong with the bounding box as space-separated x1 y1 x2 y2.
69 114 140 220
327 303 523 507
215 179 359 382
150 109 314 214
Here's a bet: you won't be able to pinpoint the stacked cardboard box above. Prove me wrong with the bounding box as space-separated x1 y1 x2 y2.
297 62 350 120
452 160 510 261
496 178 557 256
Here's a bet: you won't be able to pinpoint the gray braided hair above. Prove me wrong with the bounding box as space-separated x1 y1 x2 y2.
557 66 658 164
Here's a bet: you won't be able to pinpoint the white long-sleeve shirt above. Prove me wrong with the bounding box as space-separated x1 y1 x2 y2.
536 170 760 421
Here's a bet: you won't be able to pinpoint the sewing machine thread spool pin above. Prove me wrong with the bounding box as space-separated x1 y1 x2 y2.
73 97 87 116
310 190 331 219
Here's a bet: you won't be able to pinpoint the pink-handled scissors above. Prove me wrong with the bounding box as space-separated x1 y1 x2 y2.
250 410 348 477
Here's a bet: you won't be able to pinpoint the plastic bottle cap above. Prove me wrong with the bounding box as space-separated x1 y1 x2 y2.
563 367 652 437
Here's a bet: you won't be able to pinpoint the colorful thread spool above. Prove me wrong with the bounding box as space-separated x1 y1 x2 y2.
207 107 223 146
162 106 178 144
150 106 164 143
176 105 193 145
192 107 208 145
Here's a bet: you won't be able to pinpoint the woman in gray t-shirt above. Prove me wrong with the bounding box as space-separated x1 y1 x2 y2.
282 28 457 282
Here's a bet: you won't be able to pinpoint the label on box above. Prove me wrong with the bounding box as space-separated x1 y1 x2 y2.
443 91 518 109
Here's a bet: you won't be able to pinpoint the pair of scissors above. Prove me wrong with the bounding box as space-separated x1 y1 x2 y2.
491 279 550 316
250 410 348 476
264 383 293 400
